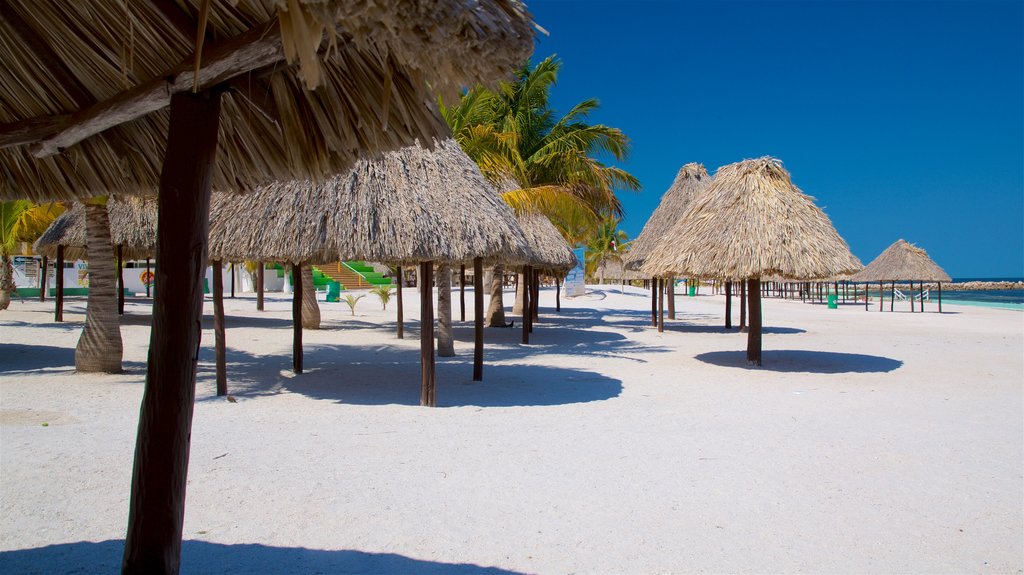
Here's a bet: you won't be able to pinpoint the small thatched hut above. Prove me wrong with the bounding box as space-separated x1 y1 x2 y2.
623 163 711 325
851 239 951 312
642 157 862 365
208 138 532 402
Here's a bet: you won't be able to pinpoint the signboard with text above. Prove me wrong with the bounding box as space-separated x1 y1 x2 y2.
562 248 585 297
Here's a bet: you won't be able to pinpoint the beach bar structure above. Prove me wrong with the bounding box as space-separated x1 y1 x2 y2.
851 239 952 313
624 163 711 326
642 157 862 366
0 1 535 571
208 138 533 404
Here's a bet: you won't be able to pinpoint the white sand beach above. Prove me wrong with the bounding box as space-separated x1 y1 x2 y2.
1 286 1021 574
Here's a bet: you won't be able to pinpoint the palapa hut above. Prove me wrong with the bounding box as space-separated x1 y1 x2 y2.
595 258 644 284
624 163 711 325
35 198 158 335
209 138 533 404
851 239 951 312
642 157 862 366
0 1 535 570
513 211 577 343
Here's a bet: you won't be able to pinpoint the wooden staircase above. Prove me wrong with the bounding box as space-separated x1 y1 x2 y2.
315 262 370 289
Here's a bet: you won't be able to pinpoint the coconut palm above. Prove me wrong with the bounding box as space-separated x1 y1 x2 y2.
442 55 639 324
585 216 630 283
1 200 64 310
75 199 122 373
436 264 455 356
300 265 320 329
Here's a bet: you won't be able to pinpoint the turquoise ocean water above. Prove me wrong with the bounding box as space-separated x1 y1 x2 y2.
941 277 1023 311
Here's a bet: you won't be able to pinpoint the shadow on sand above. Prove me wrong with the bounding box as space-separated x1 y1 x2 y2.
0 344 75 373
695 350 902 374
0 540 526 575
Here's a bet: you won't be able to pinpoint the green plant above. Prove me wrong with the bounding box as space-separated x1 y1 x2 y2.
371 284 394 309
343 293 365 316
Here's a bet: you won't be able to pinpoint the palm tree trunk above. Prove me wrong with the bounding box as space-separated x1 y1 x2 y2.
75 202 123 373
485 264 507 327
513 272 525 314
300 264 320 329
437 264 455 357
0 254 13 311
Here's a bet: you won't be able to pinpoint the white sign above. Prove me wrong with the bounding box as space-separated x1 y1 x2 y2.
562 247 585 297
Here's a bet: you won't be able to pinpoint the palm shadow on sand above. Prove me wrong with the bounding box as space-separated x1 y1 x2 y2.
694 350 902 373
0 540 526 575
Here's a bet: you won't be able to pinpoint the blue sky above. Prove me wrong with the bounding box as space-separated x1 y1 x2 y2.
527 0 1023 278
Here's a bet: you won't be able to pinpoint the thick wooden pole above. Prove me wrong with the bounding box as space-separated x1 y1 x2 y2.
39 256 47 301
910 280 916 312
531 270 539 326
212 261 227 397
938 282 942 313
473 258 483 381
396 267 404 339
555 277 561 312
746 278 763 366
657 278 665 333
420 262 435 407
229 263 235 299
890 281 895 312
459 264 466 322
667 276 676 319
256 264 264 311
724 281 732 329
55 246 64 321
879 281 883 312
650 277 658 326
123 90 220 575
292 263 302 374
117 244 125 315
521 266 531 344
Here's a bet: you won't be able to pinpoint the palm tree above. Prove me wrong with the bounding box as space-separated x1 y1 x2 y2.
1 200 64 311
442 55 640 324
436 264 455 356
585 216 630 283
75 199 122 372
300 265 320 329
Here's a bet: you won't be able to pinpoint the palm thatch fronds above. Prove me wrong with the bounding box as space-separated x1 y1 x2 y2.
624 163 710 271
208 139 531 266
516 212 577 275
641 157 862 281
0 1 536 202
850 239 951 283
34 197 158 261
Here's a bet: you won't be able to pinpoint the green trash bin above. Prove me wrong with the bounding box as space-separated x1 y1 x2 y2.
326 281 341 302
688 285 696 297
827 294 838 309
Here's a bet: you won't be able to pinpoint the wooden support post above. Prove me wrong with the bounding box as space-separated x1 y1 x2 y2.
657 278 665 333
292 263 302 374
256 264 264 311
55 246 64 321
229 262 235 299
420 262 435 407
117 244 125 315
212 261 227 396
396 267 404 339
739 280 747 332
521 266 531 344
123 90 220 575
39 256 47 301
938 282 942 313
651 277 658 327
531 270 539 327
459 264 466 322
667 276 675 320
724 281 732 329
746 278 763 366
910 280 916 312
890 281 895 312
145 258 151 298
473 258 483 381
555 277 561 312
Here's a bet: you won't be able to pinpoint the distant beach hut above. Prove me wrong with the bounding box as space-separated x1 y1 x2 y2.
208 139 532 404
850 239 951 313
35 197 158 320
641 157 862 365
594 258 644 287
623 163 711 326
514 211 577 343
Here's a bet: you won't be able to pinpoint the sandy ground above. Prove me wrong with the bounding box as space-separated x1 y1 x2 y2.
1 284 1021 574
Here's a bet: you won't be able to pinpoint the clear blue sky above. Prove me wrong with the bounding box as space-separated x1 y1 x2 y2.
528 0 1024 278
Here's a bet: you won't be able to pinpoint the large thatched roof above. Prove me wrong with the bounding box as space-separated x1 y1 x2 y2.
641 157 863 281
208 138 532 265
516 212 577 274
623 162 710 271
33 197 158 260
0 1 535 202
850 239 951 283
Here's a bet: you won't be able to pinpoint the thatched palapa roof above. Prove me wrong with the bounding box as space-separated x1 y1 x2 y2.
850 239 951 283
595 258 644 281
33 197 158 261
208 139 532 265
641 157 862 280
0 1 536 201
516 212 577 274
624 163 710 271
